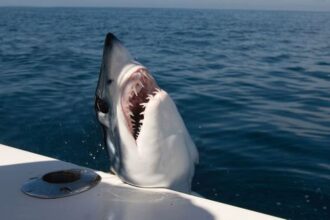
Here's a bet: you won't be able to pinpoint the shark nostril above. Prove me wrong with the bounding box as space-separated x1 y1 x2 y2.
95 96 109 113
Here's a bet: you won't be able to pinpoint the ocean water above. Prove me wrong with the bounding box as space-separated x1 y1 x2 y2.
0 7 330 219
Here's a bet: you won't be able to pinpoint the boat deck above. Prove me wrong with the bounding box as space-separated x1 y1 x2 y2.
0 144 283 220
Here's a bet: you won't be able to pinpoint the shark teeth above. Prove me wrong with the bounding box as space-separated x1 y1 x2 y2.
137 81 144 88
139 103 147 107
133 87 138 96
146 94 154 100
121 67 159 140
141 69 149 78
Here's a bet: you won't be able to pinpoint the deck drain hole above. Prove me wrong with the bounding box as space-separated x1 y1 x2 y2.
43 170 80 184
21 169 101 199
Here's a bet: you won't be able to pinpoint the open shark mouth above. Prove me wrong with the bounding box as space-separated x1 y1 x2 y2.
121 68 159 140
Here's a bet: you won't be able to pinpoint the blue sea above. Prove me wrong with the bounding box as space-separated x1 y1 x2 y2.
0 7 329 219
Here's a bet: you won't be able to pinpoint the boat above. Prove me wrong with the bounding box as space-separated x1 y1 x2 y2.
0 144 283 220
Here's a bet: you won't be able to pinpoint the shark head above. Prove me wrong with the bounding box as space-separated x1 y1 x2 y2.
95 33 198 193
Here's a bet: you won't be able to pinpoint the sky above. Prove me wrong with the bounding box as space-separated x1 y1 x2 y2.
1 0 330 11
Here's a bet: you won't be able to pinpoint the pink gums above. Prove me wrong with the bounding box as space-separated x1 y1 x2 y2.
121 68 158 139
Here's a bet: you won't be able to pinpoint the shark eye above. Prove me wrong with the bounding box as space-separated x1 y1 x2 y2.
95 96 109 113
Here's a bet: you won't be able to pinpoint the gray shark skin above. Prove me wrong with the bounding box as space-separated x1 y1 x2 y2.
95 33 198 193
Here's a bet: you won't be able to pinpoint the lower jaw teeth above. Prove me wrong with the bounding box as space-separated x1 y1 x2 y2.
124 85 161 140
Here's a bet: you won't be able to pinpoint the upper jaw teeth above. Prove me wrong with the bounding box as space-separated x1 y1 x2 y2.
120 67 162 140
138 81 144 88
133 87 138 96
139 68 149 78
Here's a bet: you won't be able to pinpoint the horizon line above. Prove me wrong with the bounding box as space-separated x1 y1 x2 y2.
0 5 330 13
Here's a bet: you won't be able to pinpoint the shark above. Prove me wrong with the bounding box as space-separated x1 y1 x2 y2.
95 33 198 193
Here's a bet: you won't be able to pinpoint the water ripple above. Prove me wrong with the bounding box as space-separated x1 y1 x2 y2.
0 8 330 220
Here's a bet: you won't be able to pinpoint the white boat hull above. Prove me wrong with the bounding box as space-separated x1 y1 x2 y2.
0 144 283 220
